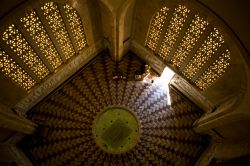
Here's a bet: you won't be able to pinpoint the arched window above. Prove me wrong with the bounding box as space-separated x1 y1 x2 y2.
145 4 231 90
0 1 87 91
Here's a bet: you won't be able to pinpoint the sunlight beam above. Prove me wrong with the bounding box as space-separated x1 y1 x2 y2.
157 67 175 105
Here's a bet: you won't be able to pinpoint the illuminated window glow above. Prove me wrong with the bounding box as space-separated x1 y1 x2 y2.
63 4 87 51
0 48 36 90
183 28 224 79
0 2 88 92
171 15 209 67
195 50 231 90
159 5 190 59
41 2 75 59
2 24 49 79
20 10 63 69
145 7 169 52
145 4 231 90
156 67 175 105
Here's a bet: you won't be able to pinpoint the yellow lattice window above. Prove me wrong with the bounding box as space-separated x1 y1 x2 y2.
2 24 49 79
195 49 231 90
0 48 36 90
171 15 208 67
41 2 75 59
159 5 190 59
183 28 224 79
145 5 231 91
63 4 87 51
20 10 62 69
145 6 169 52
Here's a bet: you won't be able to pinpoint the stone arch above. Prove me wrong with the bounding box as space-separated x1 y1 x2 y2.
140 0 250 139
144 0 248 105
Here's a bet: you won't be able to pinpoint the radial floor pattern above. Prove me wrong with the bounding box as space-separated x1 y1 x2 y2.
20 52 209 166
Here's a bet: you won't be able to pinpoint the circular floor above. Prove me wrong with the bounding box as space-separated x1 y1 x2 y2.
93 107 140 154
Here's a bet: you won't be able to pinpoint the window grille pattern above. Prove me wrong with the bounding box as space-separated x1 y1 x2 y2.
145 7 169 52
0 48 36 90
0 2 87 92
63 4 87 51
145 5 231 90
2 24 49 79
159 5 190 59
195 50 230 90
183 28 224 79
171 15 208 67
20 10 62 69
41 2 75 59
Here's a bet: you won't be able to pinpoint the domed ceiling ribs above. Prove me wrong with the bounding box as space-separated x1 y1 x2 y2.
22 53 208 165
0 1 87 91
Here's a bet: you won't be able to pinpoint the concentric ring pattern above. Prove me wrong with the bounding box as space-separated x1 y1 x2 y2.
21 52 209 166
